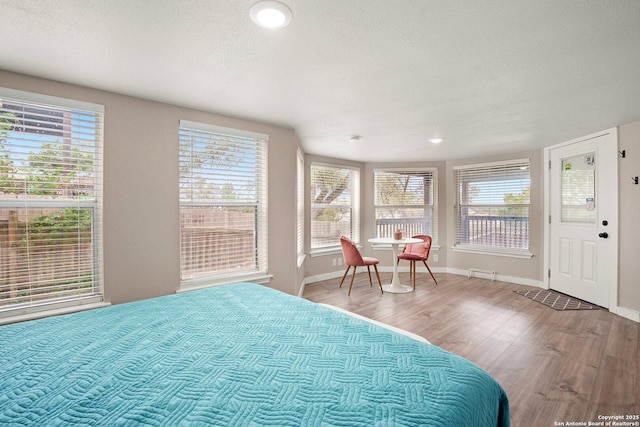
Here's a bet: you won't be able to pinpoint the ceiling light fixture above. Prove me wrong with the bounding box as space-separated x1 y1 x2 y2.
428 138 444 144
348 135 361 143
250 1 292 29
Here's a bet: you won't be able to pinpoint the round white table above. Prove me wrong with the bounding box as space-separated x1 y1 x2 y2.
368 237 422 293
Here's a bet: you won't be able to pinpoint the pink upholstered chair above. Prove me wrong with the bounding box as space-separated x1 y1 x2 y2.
339 236 383 296
397 235 437 289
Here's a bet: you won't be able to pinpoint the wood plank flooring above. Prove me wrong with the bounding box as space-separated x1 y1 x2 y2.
303 272 639 426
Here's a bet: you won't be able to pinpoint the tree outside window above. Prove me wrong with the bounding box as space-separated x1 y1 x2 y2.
374 169 437 242
178 122 268 285
0 97 102 311
310 164 359 250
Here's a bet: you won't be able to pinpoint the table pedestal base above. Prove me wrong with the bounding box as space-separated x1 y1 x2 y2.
382 284 414 294
367 237 423 296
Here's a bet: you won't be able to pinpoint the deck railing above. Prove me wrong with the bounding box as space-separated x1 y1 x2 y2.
374 215 529 249
375 217 431 239
459 215 529 249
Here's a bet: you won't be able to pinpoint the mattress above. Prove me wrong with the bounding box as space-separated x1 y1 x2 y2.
0 282 509 426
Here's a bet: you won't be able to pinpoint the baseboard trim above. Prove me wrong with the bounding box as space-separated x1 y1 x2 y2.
446 268 544 288
303 270 346 285
610 305 640 323
302 266 543 288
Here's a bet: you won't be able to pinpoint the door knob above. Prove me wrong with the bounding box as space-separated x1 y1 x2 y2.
598 232 608 238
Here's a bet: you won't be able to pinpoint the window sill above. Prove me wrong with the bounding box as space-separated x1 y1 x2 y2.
179 272 273 293
0 299 110 325
452 245 533 259
310 247 343 257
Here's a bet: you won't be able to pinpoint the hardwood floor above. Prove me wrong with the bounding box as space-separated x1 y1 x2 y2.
303 272 640 426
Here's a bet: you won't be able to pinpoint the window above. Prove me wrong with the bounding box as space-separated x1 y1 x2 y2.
179 121 268 286
561 152 596 224
310 163 359 252
374 169 437 244
0 88 103 319
454 159 531 255
296 150 305 267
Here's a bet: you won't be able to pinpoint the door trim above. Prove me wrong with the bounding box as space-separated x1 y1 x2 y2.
543 128 618 311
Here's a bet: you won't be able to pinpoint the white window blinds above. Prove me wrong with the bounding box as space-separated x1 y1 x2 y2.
310 163 360 250
454 159 530 251
296 150 305 265
179 121 268 285
0 89 104 318
374 169 437 243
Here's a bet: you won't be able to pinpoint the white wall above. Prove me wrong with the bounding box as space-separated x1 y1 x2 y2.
618 121 640 312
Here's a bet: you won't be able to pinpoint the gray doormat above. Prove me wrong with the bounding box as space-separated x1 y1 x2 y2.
514 289 598 311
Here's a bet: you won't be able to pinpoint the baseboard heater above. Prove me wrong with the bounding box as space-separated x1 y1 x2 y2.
468 268 496 281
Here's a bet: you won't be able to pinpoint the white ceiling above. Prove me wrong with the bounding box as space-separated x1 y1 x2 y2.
2 0 640 162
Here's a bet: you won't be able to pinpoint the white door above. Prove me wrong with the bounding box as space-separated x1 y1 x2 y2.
548 129 618 308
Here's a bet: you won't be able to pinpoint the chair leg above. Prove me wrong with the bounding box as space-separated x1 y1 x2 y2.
423 261 437 285
366 265 373 286
412 261 416 289
373 264 383 294
339 265 351 287
348 266 357 296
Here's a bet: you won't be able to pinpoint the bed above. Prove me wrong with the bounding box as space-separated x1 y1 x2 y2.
0 283 509 426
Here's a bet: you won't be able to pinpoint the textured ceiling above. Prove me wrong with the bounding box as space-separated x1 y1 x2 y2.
1 0 640 162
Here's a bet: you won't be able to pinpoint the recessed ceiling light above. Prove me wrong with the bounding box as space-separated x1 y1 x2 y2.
250 1 292 29
428 138 444 144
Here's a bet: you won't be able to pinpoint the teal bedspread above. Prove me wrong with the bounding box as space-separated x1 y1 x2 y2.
0 283 509 426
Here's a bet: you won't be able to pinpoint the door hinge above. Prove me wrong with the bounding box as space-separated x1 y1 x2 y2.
549 215 551 224
548 269 551 278
549 160 552 169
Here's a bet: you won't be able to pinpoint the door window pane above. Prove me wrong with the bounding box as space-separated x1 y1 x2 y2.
561 152 596 224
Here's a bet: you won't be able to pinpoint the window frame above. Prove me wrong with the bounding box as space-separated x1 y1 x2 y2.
373 167 438 247
296 149 305 268
453 158 533 258
178 120 270 289
0 88 104 322
309 162 360 255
